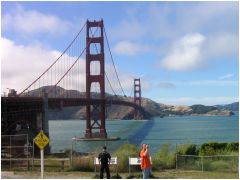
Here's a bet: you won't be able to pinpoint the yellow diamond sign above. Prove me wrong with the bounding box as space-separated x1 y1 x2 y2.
34 131 49 149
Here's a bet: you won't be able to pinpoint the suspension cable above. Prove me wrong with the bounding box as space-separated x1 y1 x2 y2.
103 27 126 97
105 72 116 96
18 22 87 96
47 21 100 94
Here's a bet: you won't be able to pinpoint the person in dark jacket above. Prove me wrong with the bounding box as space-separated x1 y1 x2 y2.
98 146 111 179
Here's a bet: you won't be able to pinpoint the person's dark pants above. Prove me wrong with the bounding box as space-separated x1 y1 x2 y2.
100 164 110 179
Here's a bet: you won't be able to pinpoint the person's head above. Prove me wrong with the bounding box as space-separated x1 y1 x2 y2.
103 146 107 152
142 143 148 150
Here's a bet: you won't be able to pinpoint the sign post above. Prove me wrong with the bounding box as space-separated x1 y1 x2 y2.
41 149 44 178
34 130 49 179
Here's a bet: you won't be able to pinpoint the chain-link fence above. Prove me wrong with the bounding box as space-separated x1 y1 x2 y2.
176 154 238 172
1 134 71 171
1 134 33 170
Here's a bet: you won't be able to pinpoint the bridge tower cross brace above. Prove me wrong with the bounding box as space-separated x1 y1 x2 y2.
85 20 107 138
134 78 142 119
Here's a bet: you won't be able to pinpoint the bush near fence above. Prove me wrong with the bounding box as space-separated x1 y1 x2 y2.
177 144 198 155
71 144 140 173
62 142 239 173
176 155 239 172
199 142 239 155
153 144 176 170
112 143 140 172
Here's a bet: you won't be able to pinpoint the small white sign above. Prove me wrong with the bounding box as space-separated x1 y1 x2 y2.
129 157 152 165
94 157 117 165
129 157 141 165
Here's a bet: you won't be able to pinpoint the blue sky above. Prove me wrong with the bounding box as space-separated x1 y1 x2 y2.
1 1 239 105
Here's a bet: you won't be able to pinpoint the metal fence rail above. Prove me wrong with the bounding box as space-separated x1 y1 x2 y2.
176 154 239 172
1 134 33 170
1 134 71 171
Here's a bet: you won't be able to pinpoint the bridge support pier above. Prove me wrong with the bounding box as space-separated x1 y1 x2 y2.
134 78 142 119
42 90 50 153
85 19 107 138
43 90 49 135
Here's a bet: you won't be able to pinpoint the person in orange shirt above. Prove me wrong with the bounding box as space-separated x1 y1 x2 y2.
140 144 151 179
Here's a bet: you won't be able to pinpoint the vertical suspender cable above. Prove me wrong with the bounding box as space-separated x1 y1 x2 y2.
103 27 126 97
18 22 86 96
47 22 100 94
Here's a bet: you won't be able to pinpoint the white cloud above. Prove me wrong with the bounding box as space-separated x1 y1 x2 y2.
174 2 238 34
109 19 146 41
187 80 238 86
1 37 86 94
2 5 73 35
110 2 238 41
218 73 234 80
1 37 148 97
113 40 150 56
159 31 238 71
160 33 206 71
158 96 238 106
104 65 151 96
109 2 238 69
204 33 239 59
157 82 176 89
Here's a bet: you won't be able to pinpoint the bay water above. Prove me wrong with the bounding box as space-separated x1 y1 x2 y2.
49 114 238 154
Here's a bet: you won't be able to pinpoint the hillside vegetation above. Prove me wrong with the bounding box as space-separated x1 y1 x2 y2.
27 86 235 120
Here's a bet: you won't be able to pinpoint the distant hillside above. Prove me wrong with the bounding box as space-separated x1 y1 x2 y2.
190 104 217 114
215 102 239 111
25 86 235 120
47 94 166 120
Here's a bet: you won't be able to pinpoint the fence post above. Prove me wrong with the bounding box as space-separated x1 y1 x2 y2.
27 134 29 170
128 157 131 176
175 144 178 170
94 158 97 175
32 139 35 171
176 154 178 170
10 135 12 169
201 156 203 172
71 139 73 168
116 158 118 175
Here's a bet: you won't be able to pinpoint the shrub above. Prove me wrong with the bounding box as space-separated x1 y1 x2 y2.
72 155 94 171
226 142 239 152
207 160 229 171
199 142 239 155
199 142 229 155
113 143 140 172
199 146 215 156
153 144 176 170
177 144 198 155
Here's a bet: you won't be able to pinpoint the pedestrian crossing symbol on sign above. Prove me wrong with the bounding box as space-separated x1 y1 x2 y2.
34 131 49 149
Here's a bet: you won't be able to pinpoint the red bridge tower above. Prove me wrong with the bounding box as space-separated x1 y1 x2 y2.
85 20 107 138
134 78 142 119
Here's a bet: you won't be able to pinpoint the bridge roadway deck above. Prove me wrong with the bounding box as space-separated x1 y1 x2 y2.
2 97 147 114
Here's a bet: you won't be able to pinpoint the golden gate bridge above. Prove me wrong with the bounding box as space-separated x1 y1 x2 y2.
2 20 149 141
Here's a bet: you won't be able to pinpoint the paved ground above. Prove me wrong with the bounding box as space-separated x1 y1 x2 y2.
1 171 92 179
1 170 239 179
